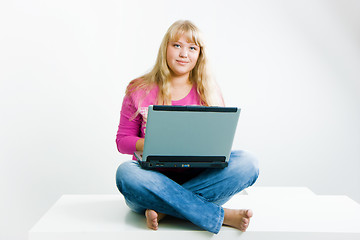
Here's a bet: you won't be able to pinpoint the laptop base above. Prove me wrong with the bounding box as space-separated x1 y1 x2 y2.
134 151 228 169
139 161 228 169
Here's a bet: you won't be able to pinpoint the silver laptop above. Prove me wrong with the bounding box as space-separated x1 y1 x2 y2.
134 105 240 169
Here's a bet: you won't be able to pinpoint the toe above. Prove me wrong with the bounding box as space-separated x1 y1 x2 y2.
150 221 158 230
241 223 249 232
246 209 253 218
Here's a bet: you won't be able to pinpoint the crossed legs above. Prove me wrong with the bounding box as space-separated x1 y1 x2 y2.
116 150 259 234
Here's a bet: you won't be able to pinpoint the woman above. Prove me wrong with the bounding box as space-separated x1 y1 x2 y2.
115 20 259 234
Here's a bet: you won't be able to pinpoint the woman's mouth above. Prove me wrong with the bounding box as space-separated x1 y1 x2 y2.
176 60 189 65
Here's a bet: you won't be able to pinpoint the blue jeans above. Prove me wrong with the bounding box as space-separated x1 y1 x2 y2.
115 150 259 234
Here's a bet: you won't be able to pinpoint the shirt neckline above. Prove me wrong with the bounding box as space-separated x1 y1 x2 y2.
171 85 195 103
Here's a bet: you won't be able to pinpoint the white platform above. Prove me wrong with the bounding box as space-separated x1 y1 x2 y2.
29 187 360 240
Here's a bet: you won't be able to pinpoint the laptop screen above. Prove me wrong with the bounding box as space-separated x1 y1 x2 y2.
142 105 241 163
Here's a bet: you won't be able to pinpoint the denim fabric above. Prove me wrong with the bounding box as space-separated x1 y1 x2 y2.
115 150 259 234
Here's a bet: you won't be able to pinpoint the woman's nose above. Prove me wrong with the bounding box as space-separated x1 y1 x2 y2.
179 48 188 57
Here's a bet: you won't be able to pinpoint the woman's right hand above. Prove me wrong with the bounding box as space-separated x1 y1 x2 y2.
136 138 145 151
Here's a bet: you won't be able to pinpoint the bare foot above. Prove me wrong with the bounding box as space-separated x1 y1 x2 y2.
145 209 166 230
223 208 253 232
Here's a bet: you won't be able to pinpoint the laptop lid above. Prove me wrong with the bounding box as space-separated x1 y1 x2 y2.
138 105 240 168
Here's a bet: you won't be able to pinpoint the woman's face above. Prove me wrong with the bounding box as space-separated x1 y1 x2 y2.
166 35 200 78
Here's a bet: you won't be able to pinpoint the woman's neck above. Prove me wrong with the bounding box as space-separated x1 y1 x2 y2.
169 74 193 101
170 74 192 89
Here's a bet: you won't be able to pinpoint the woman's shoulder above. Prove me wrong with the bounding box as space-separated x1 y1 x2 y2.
125 78 159 106
207 80 225 107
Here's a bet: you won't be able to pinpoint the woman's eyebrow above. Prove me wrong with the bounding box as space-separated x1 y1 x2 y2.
170 40 198 47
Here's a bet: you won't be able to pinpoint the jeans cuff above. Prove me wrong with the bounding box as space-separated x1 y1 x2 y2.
212 206 224 234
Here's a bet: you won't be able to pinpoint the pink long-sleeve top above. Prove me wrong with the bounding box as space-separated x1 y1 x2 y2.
116 83 202 158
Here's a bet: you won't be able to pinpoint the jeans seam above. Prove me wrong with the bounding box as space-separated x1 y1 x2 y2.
213 207 224 234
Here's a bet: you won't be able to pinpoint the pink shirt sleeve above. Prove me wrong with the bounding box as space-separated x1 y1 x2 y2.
115 94 142 154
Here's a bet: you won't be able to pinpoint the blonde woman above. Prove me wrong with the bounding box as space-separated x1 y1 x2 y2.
115 20 259 234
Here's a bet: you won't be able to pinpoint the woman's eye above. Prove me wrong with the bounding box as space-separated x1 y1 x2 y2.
190 46 197 51
174 44 180 48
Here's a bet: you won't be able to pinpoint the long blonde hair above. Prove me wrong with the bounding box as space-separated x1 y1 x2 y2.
126 20 223 108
